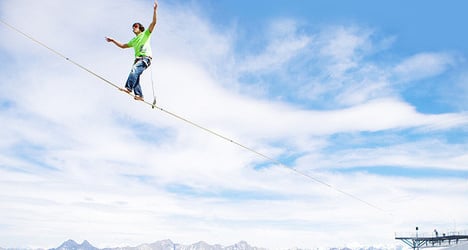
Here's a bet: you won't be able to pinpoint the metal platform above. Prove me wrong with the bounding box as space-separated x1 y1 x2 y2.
395 230 468 250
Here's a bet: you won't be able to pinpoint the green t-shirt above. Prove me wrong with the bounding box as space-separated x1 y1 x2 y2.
127 29 152 58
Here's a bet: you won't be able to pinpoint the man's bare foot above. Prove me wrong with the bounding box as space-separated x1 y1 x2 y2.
119 87 131 94
134 95 144 101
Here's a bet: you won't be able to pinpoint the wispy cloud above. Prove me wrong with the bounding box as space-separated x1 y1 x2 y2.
238 19 312 73
393 52 455 83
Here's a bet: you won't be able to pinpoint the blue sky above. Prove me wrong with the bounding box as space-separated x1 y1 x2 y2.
205 0 468 52
1 0 468 249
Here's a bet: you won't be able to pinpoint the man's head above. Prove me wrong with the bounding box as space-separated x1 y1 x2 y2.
132 22 145 34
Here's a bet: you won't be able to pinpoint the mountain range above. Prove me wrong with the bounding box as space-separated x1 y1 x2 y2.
1 239 267 250
58 239 266 250
0 239 402 250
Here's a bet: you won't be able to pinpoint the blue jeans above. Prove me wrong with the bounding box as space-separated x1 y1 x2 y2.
125 57 151 97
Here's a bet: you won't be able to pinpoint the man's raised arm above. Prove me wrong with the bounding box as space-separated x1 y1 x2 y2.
148 0 158 33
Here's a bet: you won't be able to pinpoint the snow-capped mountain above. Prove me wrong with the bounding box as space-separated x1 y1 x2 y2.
50 240 99 250
84 239 264 250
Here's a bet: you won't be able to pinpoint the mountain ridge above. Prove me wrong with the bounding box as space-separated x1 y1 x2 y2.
47 239 266 250
0 240 397 250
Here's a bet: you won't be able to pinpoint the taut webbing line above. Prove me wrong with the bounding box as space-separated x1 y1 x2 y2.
0 18 386 213
0 19 119 89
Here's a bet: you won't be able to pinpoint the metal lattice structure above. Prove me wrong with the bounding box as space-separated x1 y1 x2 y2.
395 229 468 250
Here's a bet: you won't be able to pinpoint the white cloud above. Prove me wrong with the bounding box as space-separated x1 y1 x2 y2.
238 19 312 73
237 25 396 107
318 26 374 76
393 52 455 83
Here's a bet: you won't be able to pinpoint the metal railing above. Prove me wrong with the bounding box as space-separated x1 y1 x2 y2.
395 231 468 238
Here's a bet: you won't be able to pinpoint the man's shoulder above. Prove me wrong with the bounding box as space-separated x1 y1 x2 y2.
128 35 137 45
128 33 144 44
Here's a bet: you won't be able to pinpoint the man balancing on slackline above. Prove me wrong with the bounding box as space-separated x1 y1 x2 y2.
105 0 158 101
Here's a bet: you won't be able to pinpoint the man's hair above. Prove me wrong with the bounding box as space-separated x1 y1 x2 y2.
133 22 145 32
